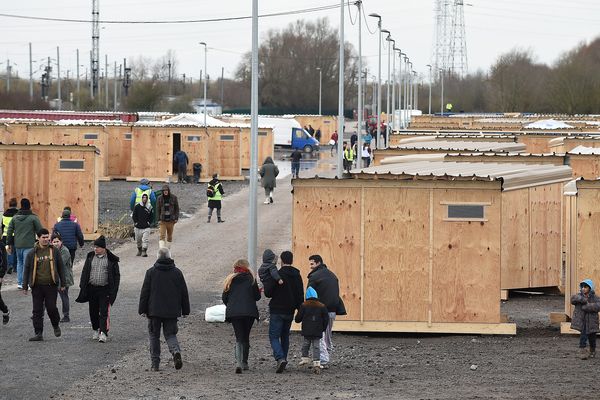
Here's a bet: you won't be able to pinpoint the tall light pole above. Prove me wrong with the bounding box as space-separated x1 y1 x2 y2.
403 56 409 128
199 42 208 126
29 43 33 101
355 0 363 169
426 64 432 114
440 68 444 116
336 0 345 177
398 52 404 129
369 13 382 149
248 0 259 267
384 32 391 147
57 47 61 110
413 71 418 111
392 46 399 131
316 67 322 115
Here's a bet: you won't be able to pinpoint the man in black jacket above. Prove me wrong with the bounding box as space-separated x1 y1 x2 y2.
75 235 120 343
265 250 304 373
307 254 341 368
139 247 190 372
132 193 153 257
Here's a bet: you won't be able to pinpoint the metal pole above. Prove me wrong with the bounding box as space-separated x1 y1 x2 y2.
105 54 109 109
427 65 432 114
440 68 444 116
385 35 391 147
203 43 208 125
398 53 403 129
356 0 363 169
376 20 382 149
76 50 80 109
248 0 259 267
413 71 418 111
113 61 117 111
336 0 345 177
220 66 224 108
391 46 396 132
318 68 322 115
57 47 61 110
90 51 93 100
29 44 33 101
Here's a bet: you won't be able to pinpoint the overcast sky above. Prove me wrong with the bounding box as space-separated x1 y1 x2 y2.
1 0 599 86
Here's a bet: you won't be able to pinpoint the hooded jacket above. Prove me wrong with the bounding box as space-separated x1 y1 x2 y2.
294 297 329 339
258 249 280 292
53 218 84 251
75 250 121 305
570 279 600 334
156 187 179 222
6 210 43 248
266 264 304 315
259 157 279 190
138 257 190 318
132 200 153 229
307 263 340 313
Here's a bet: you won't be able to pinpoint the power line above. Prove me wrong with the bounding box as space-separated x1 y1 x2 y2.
0 4 342 24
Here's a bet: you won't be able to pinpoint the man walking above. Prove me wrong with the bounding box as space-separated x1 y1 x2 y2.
75 236 121 343
1 197 18 274
7 198 43 289
174 150 189 184
22 228 65 341
132 193 153 257
307 254 343 369
156 185 179 249
53 208 84 263
139 247 190 371
290 148 302 179
265 251 304 373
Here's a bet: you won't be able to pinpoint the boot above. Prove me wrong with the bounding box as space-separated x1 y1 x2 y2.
264 197 270 205
218 217 225 223
298 357 311 366
159 240 166 249
269 191 274 203
235 342 243 373
165 241 172 249
312 360 322 374
242 342 250 370
590 348 596 359
141 248 148 257
580 348 589 360
207 215 211 223
136 247 142 256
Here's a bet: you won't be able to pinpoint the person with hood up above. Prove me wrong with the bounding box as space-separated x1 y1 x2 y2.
207 173 225 223
75 235 121 343
51 232 74 323
264 250 304 373
295 286 329 373
570 278 600 359
139 247 190 372
130 178 157 213
1 197 18 275
259 157 279 205
53 208 84 263
156 185 180 249
132 193 153 257
222 259 261 374
6 198 43 289
258 249 283 294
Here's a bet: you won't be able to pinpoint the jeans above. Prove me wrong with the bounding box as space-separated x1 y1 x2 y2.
291 162 300 178
148 317 181 365
320 312 336 364
579 327 597 350
16 247 33 287
7 250 16 271
268 313 293 361
31 284 60 334
302 337 321 361
58 287 70 318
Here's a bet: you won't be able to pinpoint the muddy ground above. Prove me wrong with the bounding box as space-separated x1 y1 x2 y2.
0 151 591 400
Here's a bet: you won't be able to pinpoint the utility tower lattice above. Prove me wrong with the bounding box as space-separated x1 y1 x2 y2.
92 0 100 98
432 0 468 77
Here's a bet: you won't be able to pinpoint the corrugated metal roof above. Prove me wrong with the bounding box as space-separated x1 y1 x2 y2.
390 140 526 152
445 152 565 158
350 161 573 191
568 145 600 155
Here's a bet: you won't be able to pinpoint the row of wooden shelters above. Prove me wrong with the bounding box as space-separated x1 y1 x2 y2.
292 161 573 334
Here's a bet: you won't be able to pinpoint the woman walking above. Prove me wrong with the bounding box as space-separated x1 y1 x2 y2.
222 259 261 374
51 232 74 323
259 157 279 204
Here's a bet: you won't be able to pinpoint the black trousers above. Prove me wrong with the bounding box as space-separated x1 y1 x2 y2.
88 285 110 334
68 248 76 264
31 284 60 334
0 282 8 314
231 316 255 343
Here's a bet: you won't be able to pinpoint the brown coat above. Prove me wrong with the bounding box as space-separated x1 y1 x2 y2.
571 292 600 333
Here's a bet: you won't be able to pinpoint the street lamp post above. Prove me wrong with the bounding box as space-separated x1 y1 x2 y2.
426 64 432 114
316 67 322 115
384 33 392 148
369 13 382 149
355 0 363 169
403 56 409 128
199 42 208 126
336 0 345 177
413 71 418 111
440 68 444 116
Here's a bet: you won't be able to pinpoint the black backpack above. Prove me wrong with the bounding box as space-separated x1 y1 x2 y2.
207 184 215 198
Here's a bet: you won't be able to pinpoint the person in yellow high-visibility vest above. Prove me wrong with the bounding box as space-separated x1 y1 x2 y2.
343 142 355 173
207 174 225 223
1 198 18 274
445 103 453 113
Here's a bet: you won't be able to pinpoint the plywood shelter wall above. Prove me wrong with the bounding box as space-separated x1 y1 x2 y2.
563 138 600 152
0 147 97 235
569 155 600 179
294 116 337 145
106 126 132 177
516 136 554 153
179 128 209 180
130 127 172 179
2 123 28 144
240 127 274 170
501 189 530 289
207 128 241 178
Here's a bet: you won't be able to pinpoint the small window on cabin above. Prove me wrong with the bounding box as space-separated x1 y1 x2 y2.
220 135 234 141
258 131 267 136
446 204 486 221
124 134 132 140
59 159 85 171
83 133 98 140
187 136 201 142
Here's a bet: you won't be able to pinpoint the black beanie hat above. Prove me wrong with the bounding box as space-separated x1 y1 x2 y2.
93 235 107 249
20 198 31 210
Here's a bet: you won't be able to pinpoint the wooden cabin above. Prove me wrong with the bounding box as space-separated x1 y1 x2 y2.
566 146 600 180
239 126 275 170
0 143 98 236
562 179 600 333
292 161 572 334
444 152 566 166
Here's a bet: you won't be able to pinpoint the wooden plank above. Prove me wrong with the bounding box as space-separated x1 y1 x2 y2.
549 312 569 324
292 185 361 321
432 188 501 323
180 128 209 180
106 126 132 177
362 187 430 322
501 189 530 290
561 322 580 335
529 184 562 288
130 127 172 179
501 290 509 301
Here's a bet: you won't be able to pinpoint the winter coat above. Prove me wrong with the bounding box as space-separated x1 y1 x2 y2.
258 249 280 293
132 202 153 229
138 257 190 318
266 265 304 316
222 272 261 321
129 184 157 211
156 193 180 222
75 250 121 305
571 285 600 334
0 244 6 278
259 158 279 190
174 150 189 167
295 299 330 339
1 206 18 237
57 245 74 287
6 210 43 248
307 264 340 313
22 244 66 290
53 218 84 251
